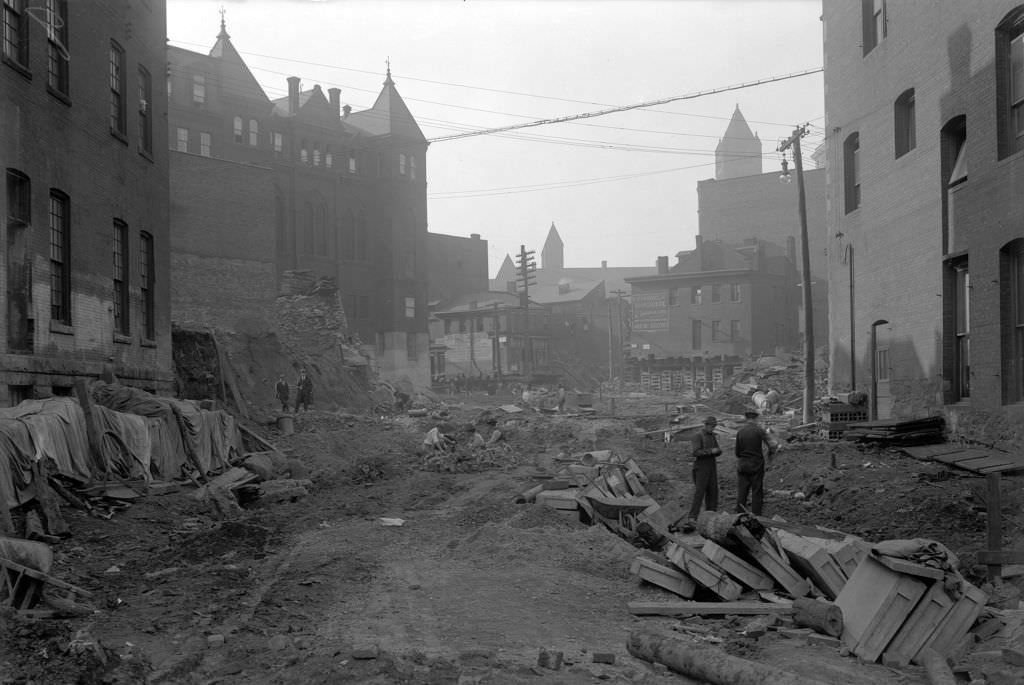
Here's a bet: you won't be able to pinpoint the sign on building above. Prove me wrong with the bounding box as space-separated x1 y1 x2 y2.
632 290 669 331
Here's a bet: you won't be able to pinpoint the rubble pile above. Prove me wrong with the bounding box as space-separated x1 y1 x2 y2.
703 351 829 419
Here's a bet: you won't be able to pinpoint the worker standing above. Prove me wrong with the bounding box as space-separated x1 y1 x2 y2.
735 410 779 515
680 416 721 533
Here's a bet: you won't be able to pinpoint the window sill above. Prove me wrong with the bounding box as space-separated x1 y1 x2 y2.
46 85 71 106
138 148 154 163
997 146 1024 165
139 337 157 348
110 128 129 146
49 320 73 336
2 56 31 80
114 333 132 345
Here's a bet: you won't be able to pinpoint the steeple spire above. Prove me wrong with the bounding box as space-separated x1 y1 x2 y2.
384 57 394 86
218 5 229 38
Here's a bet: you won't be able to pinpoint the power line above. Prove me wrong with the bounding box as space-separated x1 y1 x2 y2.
428 68 824 143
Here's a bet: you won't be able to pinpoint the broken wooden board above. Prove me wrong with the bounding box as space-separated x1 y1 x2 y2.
900 444 971 460
628 600 794 617
776 531 848 600
915 581 987 663
665 542 743 601
924 448 1024 474
701 540 775 590
630 556 697 599
732 526 810 598
829 539 870 578
535 489 579 511
873 554 945 580
882 581 956 667
835 554 928 662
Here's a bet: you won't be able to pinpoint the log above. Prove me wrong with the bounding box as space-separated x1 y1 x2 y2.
792 597 843 637
628 601 793 617
627 628 831 685
918 648 957 685
515 484 544 503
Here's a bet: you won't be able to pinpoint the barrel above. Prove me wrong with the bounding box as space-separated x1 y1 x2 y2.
276 415 294 436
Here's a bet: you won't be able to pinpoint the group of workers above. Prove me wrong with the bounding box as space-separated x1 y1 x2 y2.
673 408 779 533
274 370 314 413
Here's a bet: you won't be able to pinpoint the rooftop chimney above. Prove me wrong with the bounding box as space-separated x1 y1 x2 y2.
601 260 607 269
342 104 351 118
470 233 480 240
286 76 300 116
328 87 341 118
656 256 669 275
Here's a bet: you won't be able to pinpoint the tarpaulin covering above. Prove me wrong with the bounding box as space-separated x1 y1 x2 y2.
0 399 92 483
93 405 152 482
195 410 241 475
0 421 37 510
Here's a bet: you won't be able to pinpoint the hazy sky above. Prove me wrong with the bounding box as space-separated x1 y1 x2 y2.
167 0 825 277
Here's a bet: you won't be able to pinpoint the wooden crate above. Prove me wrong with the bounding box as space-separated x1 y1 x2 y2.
732 527 810 598
535 489 579 511
701 540 775 590
882 581 956 667
915 581 987 663
777 531 848 599
665 542 743 601
630 556 697 599
835 555 928 662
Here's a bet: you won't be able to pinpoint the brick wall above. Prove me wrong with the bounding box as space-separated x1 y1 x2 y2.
425 232 489 303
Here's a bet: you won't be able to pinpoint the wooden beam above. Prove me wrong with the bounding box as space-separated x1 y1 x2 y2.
977 550 1024 565
987 473 1003 581
628 600 794 616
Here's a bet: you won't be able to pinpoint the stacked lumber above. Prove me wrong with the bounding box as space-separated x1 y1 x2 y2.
843 416 945 446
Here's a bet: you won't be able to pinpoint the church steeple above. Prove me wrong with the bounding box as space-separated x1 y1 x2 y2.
714 105 762 180
541 222 564 271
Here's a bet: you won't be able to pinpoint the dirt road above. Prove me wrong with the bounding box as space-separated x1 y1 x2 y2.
2 392 1017 684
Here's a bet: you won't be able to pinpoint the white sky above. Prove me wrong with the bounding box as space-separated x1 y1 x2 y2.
167 0 826 278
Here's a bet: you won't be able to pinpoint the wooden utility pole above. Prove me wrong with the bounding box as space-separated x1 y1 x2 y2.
609 289 627 382
779 125 814 424
516 245 537 376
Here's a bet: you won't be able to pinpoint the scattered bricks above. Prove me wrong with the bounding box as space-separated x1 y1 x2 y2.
352 645 379 660
207 634 225 648
268 635 291 651
537 649 563 670
806 634 842 649
1003 647 1024 666
592 653 616 664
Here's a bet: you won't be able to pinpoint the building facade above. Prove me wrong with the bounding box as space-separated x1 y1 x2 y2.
823 1 1024 431
1 0 173 404
167 22 431 384
625 237 801 393
424 232 488 305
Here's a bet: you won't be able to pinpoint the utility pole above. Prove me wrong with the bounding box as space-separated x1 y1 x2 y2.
778 124 814 424
516 245 537 377
609 289 627 382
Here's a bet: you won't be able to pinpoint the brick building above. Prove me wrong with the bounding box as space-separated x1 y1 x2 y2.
167 21 430 384
424 232 488 305
1 0 173 404
625 237 801 394
823 1 1024 431
697 106 829 346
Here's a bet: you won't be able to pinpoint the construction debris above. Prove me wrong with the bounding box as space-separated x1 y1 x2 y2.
843 416 946 446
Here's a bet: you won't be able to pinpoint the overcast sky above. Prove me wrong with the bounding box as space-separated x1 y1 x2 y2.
167 0 825 278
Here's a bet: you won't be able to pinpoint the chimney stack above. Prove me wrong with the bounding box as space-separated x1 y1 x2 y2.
342 104 351 118
601 260 607 269
287 76 300 116
656 256 669 274
328 87 341 118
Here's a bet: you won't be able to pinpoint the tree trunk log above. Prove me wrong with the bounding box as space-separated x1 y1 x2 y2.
627 628 831 685
919 648 957 685
792 597 843 637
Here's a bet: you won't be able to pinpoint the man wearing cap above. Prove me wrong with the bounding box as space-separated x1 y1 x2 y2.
680 415 722 532
735 410 779 515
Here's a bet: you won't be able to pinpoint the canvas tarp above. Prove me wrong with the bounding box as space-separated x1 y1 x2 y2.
0 421 37 511
0 398 92 483
93 405 153 482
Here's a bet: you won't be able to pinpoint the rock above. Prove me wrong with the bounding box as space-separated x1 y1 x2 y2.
592 653 616 664
207 634 225 648
352 645 379 660
285 458 309 480
243 453 275 480
268 635 291 651
257 479 311 505
537 649 563 670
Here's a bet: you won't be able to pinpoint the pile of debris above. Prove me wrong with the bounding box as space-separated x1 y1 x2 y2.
844 416 946 446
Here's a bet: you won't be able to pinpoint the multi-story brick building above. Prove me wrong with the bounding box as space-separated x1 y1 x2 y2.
697 106 829 347
167 21 430 384
625 237 801 393
823 1 1024 431
424 232 488 305
1 0 173 404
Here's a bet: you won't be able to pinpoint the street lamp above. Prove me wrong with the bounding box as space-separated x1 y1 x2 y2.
779 156 793 184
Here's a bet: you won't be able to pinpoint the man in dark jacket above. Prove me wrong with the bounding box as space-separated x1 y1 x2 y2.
275 375 290 413
680 415 721 532
735 410 779 515
294 370 313 412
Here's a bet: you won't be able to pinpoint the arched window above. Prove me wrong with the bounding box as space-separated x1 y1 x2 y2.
233 116 243 143
893 89 916 158
325 146 333 168
313 146 320 166
300 140 308 164
843 132 860 213
996 7 1024 158
248 119 259 146
410 155 417 180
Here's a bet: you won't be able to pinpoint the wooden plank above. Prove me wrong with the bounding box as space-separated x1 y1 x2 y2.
830 540 869 578
755 517 847 541
628 600 794 617
901 444 968 460
915 582 987 663
934 448 997 464
978 462 1024 474
951 456 1019 472
630 557 697 598
987 473 1002 581
732 526 810 598
777 531 848 599
977 550 1024 565
873 554 945 580
535 489 579 511
882 581 956 667
701 540 775 590
665 543 743 601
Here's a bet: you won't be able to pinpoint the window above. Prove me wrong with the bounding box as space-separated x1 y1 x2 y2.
1002 239 1024 403
843 132 860 213
273 132 283 155
710 284 721 303
199 131 211 157
667 287 678 306
691 319 702 350
300 140 308 164
6 169 29 227
405 296 415 318
248 119 258 146
862 0 886 55
2 0 28 67
113 220 129 335
875 347 890 382
192 74 205 104
942 115 967 254
313 146 320 166
406 333 418 361
138 67 152 154
109 41 127 135
730 320 740 342
348 154 357 173
711 320 722 342
953 264 970 400
997 9 1024 158
399 153 407 175
175 127 188 152
140 231 154 339
325 146 333 168
49 191 70 324
233 116 243 143
46 0 69 94
690 285 702 305
894 89 916 158
458 319 467 333
730 282 741 302
410 155 417 180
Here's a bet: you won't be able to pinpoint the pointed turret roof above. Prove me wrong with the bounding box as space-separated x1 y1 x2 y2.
721 104 758 143
543 222 563 250
205 16 267 101
344 67 426 142
541 222 564 270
